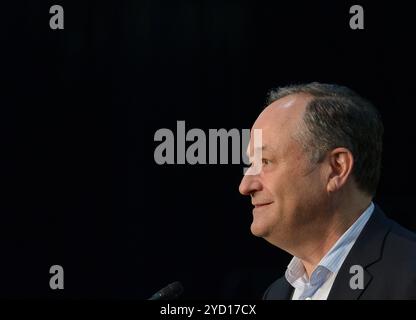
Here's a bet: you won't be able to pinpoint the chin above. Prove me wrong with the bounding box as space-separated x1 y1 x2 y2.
250 222 269 238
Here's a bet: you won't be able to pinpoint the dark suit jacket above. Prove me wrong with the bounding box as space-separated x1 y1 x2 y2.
263 205 416 299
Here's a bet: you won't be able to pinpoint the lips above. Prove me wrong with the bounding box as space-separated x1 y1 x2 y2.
253 202 273 208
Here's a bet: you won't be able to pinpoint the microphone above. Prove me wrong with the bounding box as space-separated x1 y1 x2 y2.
148 281 184 300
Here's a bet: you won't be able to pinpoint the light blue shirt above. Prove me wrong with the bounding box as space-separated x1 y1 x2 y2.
285 202 375 300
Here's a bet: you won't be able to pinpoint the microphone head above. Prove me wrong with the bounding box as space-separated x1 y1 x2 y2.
149 281 184 300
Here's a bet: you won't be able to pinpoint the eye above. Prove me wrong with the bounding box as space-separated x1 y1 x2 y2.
262 159 270 165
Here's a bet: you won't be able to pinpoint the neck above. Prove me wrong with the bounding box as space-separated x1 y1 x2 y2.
298 196 372 278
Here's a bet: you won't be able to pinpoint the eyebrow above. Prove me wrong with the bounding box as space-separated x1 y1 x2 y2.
246 145 272 158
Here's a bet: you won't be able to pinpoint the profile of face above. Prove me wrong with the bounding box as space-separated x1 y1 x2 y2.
239 94 333 253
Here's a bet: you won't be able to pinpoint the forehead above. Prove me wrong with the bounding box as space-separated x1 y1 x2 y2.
247 94 310 155
255 94 309 130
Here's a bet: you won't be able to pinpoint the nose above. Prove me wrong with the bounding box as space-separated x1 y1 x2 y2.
239 173 262 196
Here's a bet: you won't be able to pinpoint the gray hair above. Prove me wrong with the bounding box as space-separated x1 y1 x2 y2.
267 82 384 196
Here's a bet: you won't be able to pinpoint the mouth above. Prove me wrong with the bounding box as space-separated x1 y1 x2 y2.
252 202 273 209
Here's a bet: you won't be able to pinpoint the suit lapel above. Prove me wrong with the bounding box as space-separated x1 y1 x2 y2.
264 276 294 300
278 279 294 300
327 206 392 299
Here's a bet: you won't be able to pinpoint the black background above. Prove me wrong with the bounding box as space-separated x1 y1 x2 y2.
2 0 416 299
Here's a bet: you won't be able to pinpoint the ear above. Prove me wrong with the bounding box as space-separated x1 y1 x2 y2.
326 147 354 193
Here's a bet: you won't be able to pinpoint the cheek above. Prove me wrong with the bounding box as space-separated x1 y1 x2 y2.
265 170 302 198
294 172 328 208
266 168 325 207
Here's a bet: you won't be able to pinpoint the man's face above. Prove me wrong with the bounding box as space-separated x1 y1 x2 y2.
239 94 329 251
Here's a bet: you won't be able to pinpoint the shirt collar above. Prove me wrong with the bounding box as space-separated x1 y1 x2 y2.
285 202 375 287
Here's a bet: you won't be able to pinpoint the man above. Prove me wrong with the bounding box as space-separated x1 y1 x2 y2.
239 82 416 299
